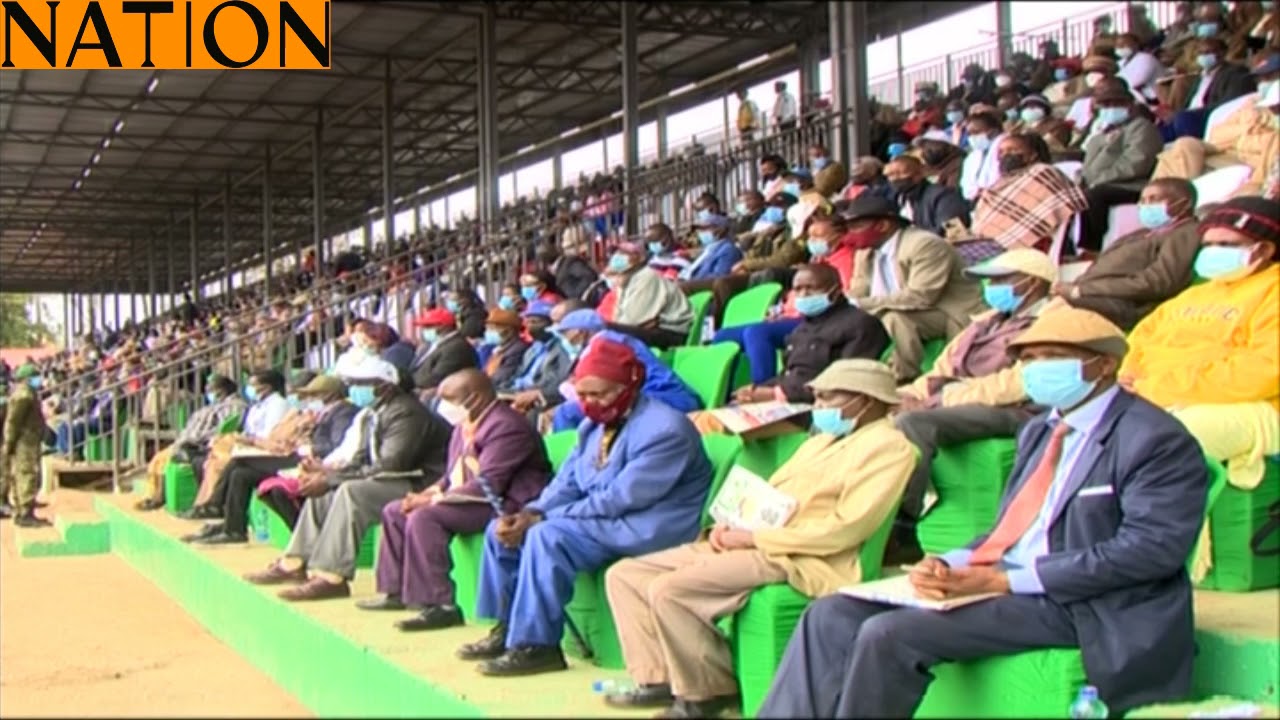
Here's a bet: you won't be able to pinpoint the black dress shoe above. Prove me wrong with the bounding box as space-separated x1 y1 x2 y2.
456 623 508 661
476 645 568 677
604 683 676 709
193 532 248 545
14 512 52 528
355 595 406 611
181 522 225 543
655 695 740 719
395 605 464 632
178 504 221 520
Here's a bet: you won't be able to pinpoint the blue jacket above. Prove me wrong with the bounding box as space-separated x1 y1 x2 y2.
527 395 713 554
944 390 1206 713
683 239 743 281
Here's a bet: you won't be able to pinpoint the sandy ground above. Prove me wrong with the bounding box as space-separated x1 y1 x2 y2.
0 495 310 718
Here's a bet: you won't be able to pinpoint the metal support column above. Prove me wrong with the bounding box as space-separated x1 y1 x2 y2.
129 236 139 322
381 56 395 259
166 213 177 310
112 273 121 328
147 235 158 317
552 152 563 191
476 5 499 228
996 1 1014 71
222 175 233 299
313 113 326 267
895 20 906 108
839 1 871 160
189 193 200 301
798 36 822 119
263 143 274 305
828 1 848 166
620 0 639 236
62 294 72 350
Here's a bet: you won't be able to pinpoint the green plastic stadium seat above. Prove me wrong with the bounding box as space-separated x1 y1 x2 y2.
248 494 292 550
920 337 946 374
450 532 487 620
543 430 578 473
698 433 745 528
671 342 740 409
721 283 783 331
1197 456 1279 591
163 462 198 514
686 291 714 345
917 437 1019 556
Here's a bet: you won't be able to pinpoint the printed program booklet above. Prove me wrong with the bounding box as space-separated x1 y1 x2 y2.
707 466 798 531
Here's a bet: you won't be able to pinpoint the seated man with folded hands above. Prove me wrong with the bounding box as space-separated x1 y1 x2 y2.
601 360 917 719
456 339 713 677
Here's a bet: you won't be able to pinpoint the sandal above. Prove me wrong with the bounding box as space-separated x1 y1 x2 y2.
135 497 165 511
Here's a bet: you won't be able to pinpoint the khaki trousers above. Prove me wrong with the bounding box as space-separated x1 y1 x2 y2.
604 541 787 701
195 435 237 506
876 308 956 382
141 445 174 499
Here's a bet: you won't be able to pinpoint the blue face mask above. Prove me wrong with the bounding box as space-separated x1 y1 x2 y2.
1194 245 1253 280
245 386 259 402
811 404 857 437
520 286 538 301
782 182 801 198
647 241 666 256
1196 53 1218 70
982 281 1023 314
27 377 42 389
794 293 833 317
1054 68 1069 82
1137 202 1171 229
1020 107 1045 123
348 385 377 408
806 239 831 258
483 329 503 345
307 399 326 413
946 110 965 125
560 335 583 360
1005 108 1020 121
286 394 301 411
1096 106 1129 125
1021 358 1098 410
1195 22 1219 38
419 328 439 345
969 134 992 152
887 143 908 159
205 391 218 405
498 295 517 311
811 157 830 171
762 206 786 224
697 230 718 246
607 253 631 273
444 298 460 314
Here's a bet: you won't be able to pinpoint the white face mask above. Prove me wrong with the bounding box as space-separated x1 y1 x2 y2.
1085 72 1104 88
436 398 469 426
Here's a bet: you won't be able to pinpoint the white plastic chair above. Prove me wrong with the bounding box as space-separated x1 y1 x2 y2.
1053 161 1084 184
1204 94 1257 139
1102 204 1143 251
1192 165 1254 209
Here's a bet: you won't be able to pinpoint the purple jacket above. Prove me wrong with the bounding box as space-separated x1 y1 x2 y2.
432 400 552 513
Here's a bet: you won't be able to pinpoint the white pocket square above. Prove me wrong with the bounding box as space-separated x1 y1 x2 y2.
1077 485 1115 497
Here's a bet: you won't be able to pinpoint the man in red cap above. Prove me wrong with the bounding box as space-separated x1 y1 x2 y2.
409 307 477 401
457 338 715 678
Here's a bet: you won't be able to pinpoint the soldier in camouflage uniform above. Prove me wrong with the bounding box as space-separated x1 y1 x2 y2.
3 365 51 526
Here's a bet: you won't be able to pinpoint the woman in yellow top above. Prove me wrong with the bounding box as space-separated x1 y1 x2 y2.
1120 197 1279 493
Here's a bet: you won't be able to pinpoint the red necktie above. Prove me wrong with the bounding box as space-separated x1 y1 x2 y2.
970 422 1072 566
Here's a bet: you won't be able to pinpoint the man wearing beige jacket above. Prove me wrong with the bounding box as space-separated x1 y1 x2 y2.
843 195 985 382
601 359 917 719
893 248 1056 524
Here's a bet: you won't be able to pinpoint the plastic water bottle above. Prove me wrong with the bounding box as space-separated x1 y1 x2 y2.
252 505 270 544
591 679 635 695
1069 686 1109 719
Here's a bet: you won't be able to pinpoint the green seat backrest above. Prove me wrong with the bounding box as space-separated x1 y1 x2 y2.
700 433 745 528
671 342 740 409
686 291 714 345
217 414 241 434
650 346 674 368
721 282 783 330
921 338 947 374
1188 457 1230 574
543 430 578 473
878 341 895 364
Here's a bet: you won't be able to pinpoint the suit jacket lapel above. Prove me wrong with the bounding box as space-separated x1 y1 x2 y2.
1046 391 1133 528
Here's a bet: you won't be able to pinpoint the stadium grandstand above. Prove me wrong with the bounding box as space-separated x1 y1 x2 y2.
1 0 1277 717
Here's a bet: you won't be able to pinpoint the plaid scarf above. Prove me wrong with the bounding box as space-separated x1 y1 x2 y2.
973 163 1088 249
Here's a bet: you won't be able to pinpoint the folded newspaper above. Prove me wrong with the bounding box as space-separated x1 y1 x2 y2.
707 466 798 531
838 573 1001 611
705 401 812 436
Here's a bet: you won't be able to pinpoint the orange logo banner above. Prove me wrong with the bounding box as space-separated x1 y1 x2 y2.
1 0 330 70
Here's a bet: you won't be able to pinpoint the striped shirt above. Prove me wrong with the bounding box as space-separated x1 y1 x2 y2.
972 163 1088 249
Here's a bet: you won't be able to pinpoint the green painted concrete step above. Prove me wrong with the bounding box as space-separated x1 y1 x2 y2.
14 512 110 558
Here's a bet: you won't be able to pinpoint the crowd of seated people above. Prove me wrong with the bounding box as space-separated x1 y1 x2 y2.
6 7 1278 718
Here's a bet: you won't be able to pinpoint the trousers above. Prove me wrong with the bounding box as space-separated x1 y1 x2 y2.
893 405 1029 519
261 487 302 530
1079 184 1142 252
286 478 412 579
605 542 787 700
876 308 956 382
219 455 299 535
757 593 1077 718
376 499 492 606
1 441 40 512
607 323 687 350
713 318 803 385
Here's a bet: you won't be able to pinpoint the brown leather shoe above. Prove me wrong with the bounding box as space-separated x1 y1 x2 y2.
278 577 351 602
243 561 307 585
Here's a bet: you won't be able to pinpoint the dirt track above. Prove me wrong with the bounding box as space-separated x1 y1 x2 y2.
0 508 309 718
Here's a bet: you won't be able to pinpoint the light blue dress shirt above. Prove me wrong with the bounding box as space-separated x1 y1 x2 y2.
869 231 902 297
940 384 1121 594
243 392 289 441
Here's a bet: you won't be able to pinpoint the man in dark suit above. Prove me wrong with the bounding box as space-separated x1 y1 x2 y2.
883 155 971 236
481 309 529 390
759 305 1208 717
410 307 479 402
358 368 552 630
244 357 453 601
1161 36 1256 141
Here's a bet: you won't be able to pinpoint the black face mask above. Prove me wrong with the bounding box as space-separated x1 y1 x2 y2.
890 179 919 196
529 327 551 342
998 154 1030 174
